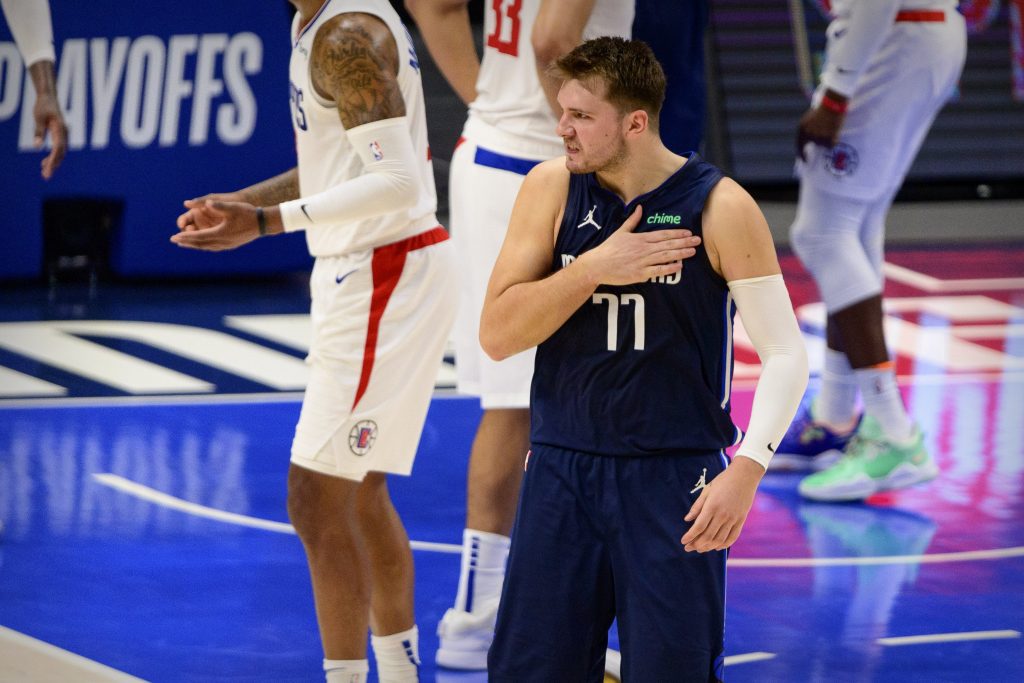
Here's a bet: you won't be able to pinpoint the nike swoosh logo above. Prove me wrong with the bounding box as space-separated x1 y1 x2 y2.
335 269 356 285
300 204 312 221
836 67 854 74
767 442 776 453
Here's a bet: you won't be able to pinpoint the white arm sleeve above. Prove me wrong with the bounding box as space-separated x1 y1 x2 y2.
819 0 901 97
1 0 55 66
279 117 418 232
729 274 809 469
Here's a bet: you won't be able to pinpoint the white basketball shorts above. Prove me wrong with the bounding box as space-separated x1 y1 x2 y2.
290 227 457 481
449 137 551 409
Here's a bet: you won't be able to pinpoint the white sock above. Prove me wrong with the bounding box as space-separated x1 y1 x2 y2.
323 658 368 683
452 528 510 615
371 625 420 683
854 362 913 441
816 348 859 430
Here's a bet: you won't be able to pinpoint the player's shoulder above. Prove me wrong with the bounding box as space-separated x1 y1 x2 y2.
706 176 757 217
523 157 570 192
312 11 397 61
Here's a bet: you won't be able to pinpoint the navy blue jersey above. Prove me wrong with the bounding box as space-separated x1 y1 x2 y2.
530 153 741 457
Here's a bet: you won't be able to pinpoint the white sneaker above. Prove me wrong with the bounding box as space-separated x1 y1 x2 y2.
435 608 496 670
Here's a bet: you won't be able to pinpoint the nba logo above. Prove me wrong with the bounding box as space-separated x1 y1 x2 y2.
369 140 384 161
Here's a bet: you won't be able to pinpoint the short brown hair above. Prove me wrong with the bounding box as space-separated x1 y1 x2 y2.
552 37 666 125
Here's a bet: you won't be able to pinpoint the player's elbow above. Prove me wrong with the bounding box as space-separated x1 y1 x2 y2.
378 165 418 211
479 328 509 362
532 31 576 70
479 312 512 362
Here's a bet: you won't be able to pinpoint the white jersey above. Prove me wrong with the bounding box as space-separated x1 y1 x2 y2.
288 0 437 257
465 0 634 158
820 0 960 96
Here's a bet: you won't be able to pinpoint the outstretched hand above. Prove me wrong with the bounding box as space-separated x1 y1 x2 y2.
171 200 261 252
579 205 702 286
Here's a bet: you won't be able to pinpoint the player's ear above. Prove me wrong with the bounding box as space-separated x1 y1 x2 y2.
624 109 648 138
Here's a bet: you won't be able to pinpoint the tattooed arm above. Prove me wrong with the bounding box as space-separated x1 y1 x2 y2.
310 12 406 126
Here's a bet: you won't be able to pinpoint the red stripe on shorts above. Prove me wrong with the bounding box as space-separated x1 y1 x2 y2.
352 227 449 410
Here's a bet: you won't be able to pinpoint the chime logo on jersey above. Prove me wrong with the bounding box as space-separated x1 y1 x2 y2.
349 420 378 455
369 140 384 161
825 142 859 177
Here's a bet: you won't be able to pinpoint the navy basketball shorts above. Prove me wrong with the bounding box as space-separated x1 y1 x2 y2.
489 444 729 682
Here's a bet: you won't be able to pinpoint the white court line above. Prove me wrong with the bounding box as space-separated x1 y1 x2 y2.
92 474 462 554
724 651 776 665
0 388 464 409
878 630 1021 647
94 474 1024 567
882 262 1024 292
0 626 147 683
730 546 1024 567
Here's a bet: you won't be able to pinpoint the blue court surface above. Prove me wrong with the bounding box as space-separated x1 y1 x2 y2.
1 246 1023 681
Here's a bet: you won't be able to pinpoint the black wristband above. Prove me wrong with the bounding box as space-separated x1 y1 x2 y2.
256 206 267 236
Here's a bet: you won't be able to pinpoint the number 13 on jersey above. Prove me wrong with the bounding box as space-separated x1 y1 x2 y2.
487 0 523 56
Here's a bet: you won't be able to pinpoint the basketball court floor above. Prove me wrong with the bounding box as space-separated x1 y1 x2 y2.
0 244 1022 682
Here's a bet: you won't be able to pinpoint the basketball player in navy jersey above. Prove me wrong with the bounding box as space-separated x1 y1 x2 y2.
405 0 631 672
173 1 455 681
481 38 808 681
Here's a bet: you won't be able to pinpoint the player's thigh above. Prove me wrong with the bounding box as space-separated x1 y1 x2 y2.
489 446 615 682
291 243 456 479
607 452 728 682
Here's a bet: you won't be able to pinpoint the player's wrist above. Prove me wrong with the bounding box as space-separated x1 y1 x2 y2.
732 453 767 477
819 90 849 115
572 252 603 290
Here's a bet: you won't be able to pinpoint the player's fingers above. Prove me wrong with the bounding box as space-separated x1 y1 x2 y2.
652 236 700 250
645 261 684 280
617 205 643 233
685 516 716 552
48 118 67 157
721 522 744 550
644 249 694 267
171 226 216 247
685 487 708 524
643 229 693 243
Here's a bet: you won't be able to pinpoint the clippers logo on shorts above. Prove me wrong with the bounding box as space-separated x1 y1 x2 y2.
349 420 378 456
369 140 384 161
824 142 859 177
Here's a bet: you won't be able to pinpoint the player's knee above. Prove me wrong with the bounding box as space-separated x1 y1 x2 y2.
287 465 354 545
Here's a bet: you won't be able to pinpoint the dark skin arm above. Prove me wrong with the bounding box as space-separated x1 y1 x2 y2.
172 13 403 251
29 60 66 180
795 88 848 161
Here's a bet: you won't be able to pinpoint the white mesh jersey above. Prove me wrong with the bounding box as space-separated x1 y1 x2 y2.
288 0 437 257
464 0 634 158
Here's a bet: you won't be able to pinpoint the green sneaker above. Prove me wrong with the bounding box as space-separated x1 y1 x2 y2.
797 416 938 502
